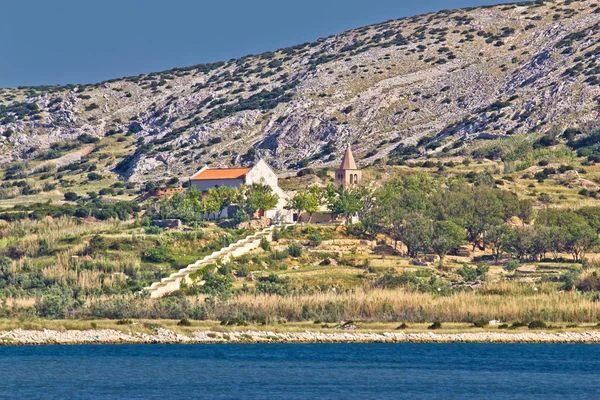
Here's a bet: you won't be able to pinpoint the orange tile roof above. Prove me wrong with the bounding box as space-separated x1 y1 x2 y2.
190 168 251 180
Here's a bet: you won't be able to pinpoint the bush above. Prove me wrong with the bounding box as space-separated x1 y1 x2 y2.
272 228 282 242
99 188 115 196
35 287 77 319
504 260 520 272
117 319 133 325
142 246 171 263
87 235 108 255
145 226 162 235
428 321 442 330
288 242 304 257
577 271 600 292
64 192 78 201
260 237 271 251
177 318 192 327
128 122 143 134
397 322 409 329
271 249 288 260
473 319 488 328
309 232 322 247
235 266 249 278
459 264 488 281
234 209 250 223
87 172 102 181
510 321 527 329
528 320 547 329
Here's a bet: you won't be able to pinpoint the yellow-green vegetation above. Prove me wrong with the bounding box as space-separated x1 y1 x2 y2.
0 135 599 325
0 216 253 305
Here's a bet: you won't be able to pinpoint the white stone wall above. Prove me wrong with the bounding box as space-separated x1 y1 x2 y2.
245 159 278 187
267 184 293 223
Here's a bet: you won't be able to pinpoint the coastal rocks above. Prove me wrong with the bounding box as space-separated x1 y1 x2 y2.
3 328 600 345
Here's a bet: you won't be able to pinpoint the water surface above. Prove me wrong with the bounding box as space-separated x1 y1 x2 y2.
1 343 598 399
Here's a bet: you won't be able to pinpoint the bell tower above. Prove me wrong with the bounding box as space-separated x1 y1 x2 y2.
335 146 361 189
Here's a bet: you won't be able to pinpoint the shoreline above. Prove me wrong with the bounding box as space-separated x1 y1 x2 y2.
3 328 600 345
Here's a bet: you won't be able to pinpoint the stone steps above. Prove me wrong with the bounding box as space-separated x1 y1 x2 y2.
143 224 290 298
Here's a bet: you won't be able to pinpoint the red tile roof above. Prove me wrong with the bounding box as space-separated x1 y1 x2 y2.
190 168 251 181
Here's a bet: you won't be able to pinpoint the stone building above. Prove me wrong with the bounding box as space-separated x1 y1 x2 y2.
189 159 292 223
335 146 362 189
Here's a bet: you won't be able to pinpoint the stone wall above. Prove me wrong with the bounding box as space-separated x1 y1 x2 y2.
152 219 182 229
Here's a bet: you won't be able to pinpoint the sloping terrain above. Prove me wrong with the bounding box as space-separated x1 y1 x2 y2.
1 0 599 183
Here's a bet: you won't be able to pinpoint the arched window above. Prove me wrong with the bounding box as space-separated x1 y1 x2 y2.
354 174 358 184
350 174 354 184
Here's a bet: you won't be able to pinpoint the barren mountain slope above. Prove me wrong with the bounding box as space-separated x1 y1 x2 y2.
1 0 599 181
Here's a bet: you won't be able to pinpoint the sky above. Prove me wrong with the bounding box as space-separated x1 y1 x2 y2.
1 0 513 88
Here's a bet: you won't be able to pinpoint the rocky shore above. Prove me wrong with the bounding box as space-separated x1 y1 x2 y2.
3 328 600 345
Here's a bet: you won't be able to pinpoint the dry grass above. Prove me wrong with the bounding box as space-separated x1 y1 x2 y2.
213 286 600 323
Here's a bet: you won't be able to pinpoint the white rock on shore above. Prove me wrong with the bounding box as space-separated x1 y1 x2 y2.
2 329 600 345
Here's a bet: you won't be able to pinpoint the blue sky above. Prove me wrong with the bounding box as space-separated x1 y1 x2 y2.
2 0 512 88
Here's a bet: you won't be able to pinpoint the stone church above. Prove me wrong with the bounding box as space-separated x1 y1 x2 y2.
188 159 293 223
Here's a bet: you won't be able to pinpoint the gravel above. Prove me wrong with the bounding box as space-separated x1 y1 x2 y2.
2 329 600 345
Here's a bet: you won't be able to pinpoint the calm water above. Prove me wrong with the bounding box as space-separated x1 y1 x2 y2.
1 343 599 399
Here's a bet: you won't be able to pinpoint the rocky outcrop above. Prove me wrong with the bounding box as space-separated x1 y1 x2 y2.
1 1 599 180
152 219 182 229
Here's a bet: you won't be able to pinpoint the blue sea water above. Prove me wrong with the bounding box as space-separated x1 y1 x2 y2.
1 343 599 399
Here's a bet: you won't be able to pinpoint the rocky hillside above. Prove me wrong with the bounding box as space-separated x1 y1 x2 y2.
1 0 600 182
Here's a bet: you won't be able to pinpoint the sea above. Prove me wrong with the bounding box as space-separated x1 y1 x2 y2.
1 343 598 399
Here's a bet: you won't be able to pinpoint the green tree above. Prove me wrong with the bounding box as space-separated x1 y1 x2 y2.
286 189 319 223
399 212 432 258
532 226 555 261
564 222 598 262
203 186 240 219
431 221 467 265
496 190 520 222
445 186 503 251
327 187 363 225
180 187 203 214
242 183 278 217
518 199 534 225
432 220 466 265
576 207 600 234
486 225 511 261
370 175 437 246
537 209 598 262
508 226 535 261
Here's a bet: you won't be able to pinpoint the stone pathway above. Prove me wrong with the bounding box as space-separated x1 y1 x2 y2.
144 224 289 298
